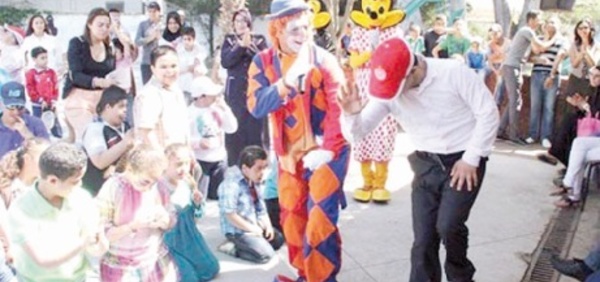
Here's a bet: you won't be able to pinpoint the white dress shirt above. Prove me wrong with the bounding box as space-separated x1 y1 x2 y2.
342 58 500 167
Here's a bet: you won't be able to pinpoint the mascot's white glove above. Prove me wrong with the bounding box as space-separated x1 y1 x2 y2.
284 43 312 92
302 149 334 171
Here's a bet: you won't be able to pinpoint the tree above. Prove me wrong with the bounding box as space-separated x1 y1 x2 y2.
322 0 356 59
493 0 511 37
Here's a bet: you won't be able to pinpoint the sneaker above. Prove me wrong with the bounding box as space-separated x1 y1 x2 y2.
525 137 535 144
550 255 593 281
217 240 237 257
542 139 552 148
509 138 527 146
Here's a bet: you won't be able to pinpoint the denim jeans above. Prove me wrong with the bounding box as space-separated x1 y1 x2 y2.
140 64 152 85
529 71 559 141
0 250 15 282
498 65 522 139
226 230 284 264
585 243 600 271
494 80 505 107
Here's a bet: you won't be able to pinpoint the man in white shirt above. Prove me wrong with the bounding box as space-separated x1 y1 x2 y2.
339 37 499 282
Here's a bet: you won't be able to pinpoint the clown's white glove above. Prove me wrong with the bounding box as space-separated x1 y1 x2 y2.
302 149 334 171
284 43 312 92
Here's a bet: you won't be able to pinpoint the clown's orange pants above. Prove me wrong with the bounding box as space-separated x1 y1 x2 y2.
278 147 349 282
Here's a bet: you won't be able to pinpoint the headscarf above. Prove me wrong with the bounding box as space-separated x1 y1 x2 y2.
162 11 182 42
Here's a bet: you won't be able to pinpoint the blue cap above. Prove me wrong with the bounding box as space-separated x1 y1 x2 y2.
266 0 310 20
0 81 26 107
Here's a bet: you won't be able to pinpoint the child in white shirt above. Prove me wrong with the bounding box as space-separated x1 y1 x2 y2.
189 76 237 200
177 27 207 104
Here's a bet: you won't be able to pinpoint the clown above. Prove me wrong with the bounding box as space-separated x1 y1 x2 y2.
247 0 349 281
348 0 405 203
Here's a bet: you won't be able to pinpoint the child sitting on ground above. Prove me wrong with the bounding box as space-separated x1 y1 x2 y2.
161 143 219 282
81 86 134 196
217 145 284 264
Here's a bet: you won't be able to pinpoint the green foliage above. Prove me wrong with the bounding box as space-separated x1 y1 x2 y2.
553 0 600 31
420 1 446 28
0 6 39 26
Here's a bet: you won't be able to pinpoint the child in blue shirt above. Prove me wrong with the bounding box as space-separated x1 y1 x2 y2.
465 38 486 80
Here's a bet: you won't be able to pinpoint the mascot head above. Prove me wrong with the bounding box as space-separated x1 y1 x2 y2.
307 0 331 32
267 0 312 54
350 0 405 29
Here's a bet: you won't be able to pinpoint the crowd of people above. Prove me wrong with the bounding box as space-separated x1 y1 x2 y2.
0 0 599 281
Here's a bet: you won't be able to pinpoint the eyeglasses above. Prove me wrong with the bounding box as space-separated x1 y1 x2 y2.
5 105 25 111
578 26 590 31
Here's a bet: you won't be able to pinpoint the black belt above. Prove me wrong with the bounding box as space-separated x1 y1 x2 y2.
415 151 464 170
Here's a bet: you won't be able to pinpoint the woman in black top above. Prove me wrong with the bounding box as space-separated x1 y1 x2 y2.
63 8 116 143
220 8 268 166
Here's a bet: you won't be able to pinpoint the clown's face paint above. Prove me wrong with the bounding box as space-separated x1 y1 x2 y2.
280 13 311 54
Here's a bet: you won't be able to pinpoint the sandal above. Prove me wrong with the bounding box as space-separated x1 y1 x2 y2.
554 196 581 208
549 185 570 196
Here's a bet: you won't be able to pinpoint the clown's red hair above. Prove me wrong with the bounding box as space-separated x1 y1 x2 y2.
267 11 309 51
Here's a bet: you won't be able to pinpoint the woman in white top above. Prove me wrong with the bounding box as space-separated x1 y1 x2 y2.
21 15 63 73
565 18 600 98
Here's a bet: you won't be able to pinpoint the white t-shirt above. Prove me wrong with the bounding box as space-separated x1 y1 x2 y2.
134 79 190 147
177 43 207 93
82 121 126 156
188 103 238 162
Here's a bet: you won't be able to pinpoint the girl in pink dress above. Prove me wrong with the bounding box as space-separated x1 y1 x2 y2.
97 145 177 281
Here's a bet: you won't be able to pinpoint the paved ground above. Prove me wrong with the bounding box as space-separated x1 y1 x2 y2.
48 14 593 282
196 134 561 282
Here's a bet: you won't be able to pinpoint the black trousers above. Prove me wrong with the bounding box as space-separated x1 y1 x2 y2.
549 111 579 166
408 151 487 282
265 198 282 234
197 160 226 200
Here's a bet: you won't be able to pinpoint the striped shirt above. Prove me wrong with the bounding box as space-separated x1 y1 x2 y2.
532 36 568 72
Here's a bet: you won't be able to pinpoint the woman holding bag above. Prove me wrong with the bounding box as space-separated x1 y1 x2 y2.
63 8 116 143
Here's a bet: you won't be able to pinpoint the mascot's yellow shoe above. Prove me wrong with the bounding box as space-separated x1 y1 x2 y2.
371 188 391 203
353 187 373 202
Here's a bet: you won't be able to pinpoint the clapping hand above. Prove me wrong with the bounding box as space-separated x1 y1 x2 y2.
566 93 591 112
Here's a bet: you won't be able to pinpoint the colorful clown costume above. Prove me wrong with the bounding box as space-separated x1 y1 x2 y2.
348 24 402 202
247 44 349 282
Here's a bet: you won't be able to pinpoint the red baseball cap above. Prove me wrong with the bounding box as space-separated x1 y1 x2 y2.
369 37 414 101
